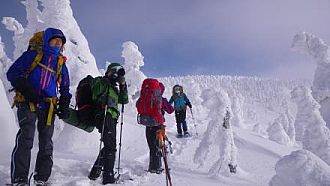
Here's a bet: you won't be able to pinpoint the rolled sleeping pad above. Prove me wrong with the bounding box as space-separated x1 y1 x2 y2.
62 108 95 133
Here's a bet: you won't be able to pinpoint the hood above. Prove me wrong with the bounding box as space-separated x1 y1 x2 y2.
43 28 66 46
159 82 165 95
42 28 66 54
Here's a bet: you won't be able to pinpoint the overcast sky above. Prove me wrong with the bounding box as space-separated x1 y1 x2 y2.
1 0 330 79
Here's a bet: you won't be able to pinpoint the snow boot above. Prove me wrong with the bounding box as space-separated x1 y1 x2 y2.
176 133 183 138
102 172 116 184
184 131 190 137
88 165 102 180
34 180 49 186
12 177 28 186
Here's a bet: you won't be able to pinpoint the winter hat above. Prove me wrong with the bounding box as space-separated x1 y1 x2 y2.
105 63 124 77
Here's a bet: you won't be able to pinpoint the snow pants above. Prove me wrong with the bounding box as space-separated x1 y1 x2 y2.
146 126 162 171
175 109 188 134
92 114 117 174
11 102 55 183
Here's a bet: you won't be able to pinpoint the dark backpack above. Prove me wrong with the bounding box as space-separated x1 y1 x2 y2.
136 78 164 126
76 75 94 123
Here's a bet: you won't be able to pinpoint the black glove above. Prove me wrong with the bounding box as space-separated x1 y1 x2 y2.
187 103 192 109
14 77 40 103
57 96 71 119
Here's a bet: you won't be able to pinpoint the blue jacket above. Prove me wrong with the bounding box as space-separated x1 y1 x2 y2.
7 28 71 101
169 93 191 111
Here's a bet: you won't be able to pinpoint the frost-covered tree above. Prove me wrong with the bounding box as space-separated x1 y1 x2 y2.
292 32 330 129
0 35 12 96
267 110 295 145
270 150 330 186
267 118 291 145
0 79 17 160
194 89 238 177
291 86 330 165
2 0 100 86
230 93 245 128
121 41 146 100
1 17 25 59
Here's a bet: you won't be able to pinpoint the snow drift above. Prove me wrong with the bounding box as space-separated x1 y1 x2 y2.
270 149 330 186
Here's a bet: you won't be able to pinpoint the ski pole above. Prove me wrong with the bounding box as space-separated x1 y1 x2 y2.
189 107 198 136
162 139 172 186
116 103 124 182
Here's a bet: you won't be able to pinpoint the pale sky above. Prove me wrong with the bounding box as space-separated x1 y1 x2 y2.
1 0 330 80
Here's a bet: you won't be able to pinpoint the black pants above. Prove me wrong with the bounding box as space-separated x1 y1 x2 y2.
175 109 188 134
92 114 117 174
11 102 55 183
146 126 162 171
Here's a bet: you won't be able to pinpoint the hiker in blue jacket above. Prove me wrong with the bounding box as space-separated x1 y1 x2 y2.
7 28 71 186
169 85 192 138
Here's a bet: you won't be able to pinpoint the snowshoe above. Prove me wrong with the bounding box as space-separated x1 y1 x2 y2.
184 132 191 138
11 177 28 186
9 183 28 186
102 172 116 184
88 165 102 180
147 168 164 174
176 133 183 138
34 180 50 186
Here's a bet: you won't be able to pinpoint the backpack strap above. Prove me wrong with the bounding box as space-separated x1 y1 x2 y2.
56 56 64 81
26 50 64 80
25 50 43 78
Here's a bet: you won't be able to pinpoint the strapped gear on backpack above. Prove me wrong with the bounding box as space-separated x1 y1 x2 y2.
62 75 95 132
136 78 164 127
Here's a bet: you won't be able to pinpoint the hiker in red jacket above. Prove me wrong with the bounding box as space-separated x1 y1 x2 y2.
146 82 174 173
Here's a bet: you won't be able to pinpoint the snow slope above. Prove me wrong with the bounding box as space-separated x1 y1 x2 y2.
0 74 310 186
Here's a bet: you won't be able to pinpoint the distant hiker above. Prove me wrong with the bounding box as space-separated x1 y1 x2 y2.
136 79 174 173
7 28 71 185
169 84 192 138
87 63 128 184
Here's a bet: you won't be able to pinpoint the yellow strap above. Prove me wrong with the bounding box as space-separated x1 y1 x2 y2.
12 92 36 112
27 51 43 77
28 51 63 77
56 56 64 80
44 97 58 127
29 102 36 112
37 62 55 74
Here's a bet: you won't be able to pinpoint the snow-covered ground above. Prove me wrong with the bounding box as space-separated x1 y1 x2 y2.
0 0 330 185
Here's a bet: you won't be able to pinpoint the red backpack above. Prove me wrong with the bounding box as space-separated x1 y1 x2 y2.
136 78 164 126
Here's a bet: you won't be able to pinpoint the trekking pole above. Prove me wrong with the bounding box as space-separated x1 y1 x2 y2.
189 107 198 136
96 105 108 176
162 138 173 186
116 103 124 182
